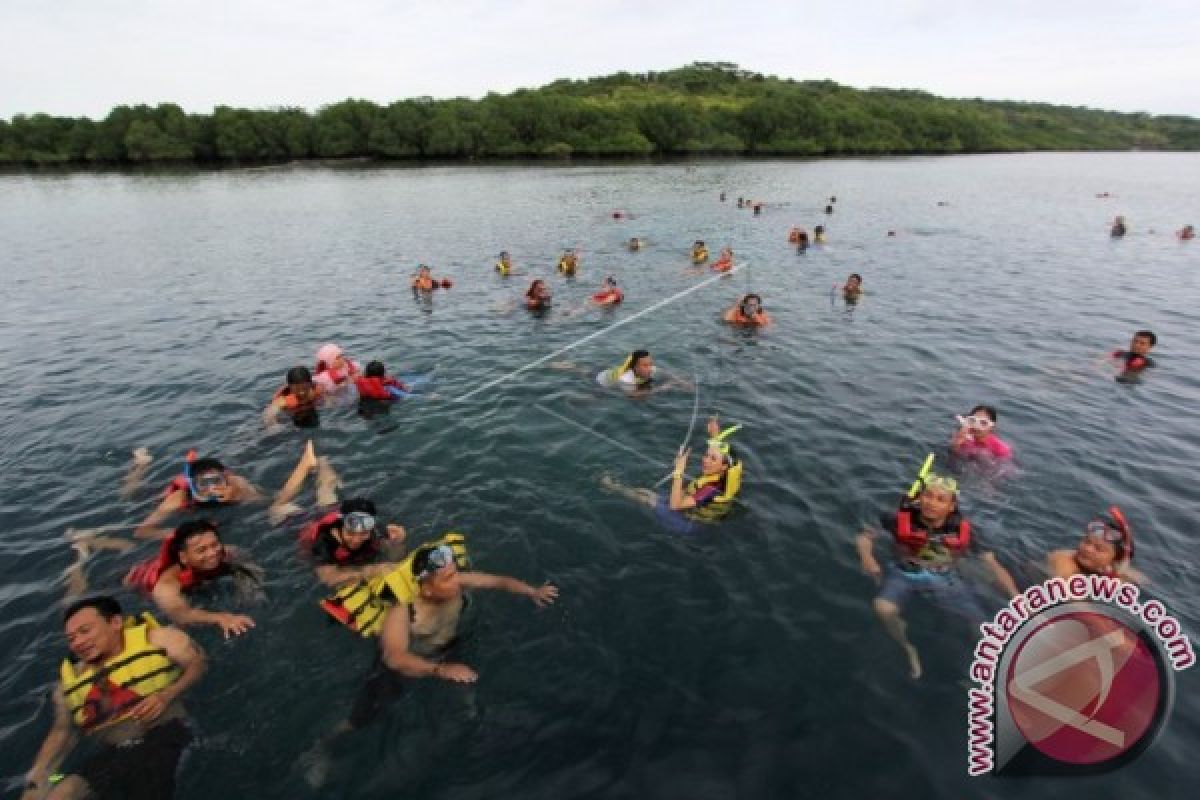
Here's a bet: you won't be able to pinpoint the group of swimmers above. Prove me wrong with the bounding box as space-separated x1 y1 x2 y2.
19 183 1171 798
1110 214 1195 239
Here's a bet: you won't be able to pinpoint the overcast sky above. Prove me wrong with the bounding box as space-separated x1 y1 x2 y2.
1 0 1195 119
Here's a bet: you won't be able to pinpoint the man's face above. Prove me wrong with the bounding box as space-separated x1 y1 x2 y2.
421 562 462 600
192 468 232 502
633 355 655 381
1131 335 1153 356
180 531 224 572
66 608 123 665
1076 532 1118 573
919 487 956 520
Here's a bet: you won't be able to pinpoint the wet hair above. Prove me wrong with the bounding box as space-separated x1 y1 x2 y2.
189 457 225 476
409 545 438 581
170 519 221 561
814 225 825 234
969 405 998 423
64 595 122 625
1134 330 1157 346
526 279 545 298
340 496 378 517
848 273 862 283
630 349 651 369
286 366 314 385
365 360 386 378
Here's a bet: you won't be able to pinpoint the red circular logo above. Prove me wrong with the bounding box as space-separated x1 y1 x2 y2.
1005 610 1161 765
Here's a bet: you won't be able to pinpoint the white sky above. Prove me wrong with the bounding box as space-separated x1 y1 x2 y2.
1 0 1195 119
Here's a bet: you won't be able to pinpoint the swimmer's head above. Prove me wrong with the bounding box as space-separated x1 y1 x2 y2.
187 457 231 502
337 497 378 549
417 264 432 277
171 519 224 573
1079 507 1132 571
1131 330 1156 355
315 344 346 372
64 595 125 665
364 360 386 379
527 279 550 299
499 250 510 260
740 293 763 316
815 225 824 234
412 543 461 597
604 276 618 288
917 475 958 520
630 349 653 381
285 366 317 402
702 424 740 474
845 273 862 290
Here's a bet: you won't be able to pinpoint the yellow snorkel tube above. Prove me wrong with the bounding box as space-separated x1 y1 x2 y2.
707 424 742 463
907 453 935 499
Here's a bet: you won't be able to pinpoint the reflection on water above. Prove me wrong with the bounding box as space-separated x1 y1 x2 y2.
1 154 1199 799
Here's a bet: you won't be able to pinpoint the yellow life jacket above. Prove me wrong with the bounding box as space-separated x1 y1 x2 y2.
319 533 470 638
684 460 743 521
692 248 709 263
557 257 577 274
495 261 511 276
59 613 181 731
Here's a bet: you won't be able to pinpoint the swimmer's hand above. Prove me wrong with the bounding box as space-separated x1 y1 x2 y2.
673 447 691 476
529 583 559 608
433 662 478 683
385 523 406 542
861 555 882 584
128 692 170 723
132 447 153 466
215 612 255 639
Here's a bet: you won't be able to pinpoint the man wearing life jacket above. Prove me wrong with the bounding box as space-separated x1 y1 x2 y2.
691 240 709 263
1046 506 1143 583
590 276 624 307
841 273 863 302
302 497 407 588
557 249 579 275
353 360 412 418
495 250 515 276
265 365 324 429
856 472 1019 680
20 596 205 800
1107 329 1157 382
124 520 261 639
134 453 261 540
723 294 771 326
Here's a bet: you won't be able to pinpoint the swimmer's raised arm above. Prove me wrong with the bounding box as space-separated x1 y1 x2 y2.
458 572 559 607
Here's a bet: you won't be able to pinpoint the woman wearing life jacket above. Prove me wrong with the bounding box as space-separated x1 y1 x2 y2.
124 519 260 639
600 417 744 535
20 596 204 800
313 343 361 395
856 464 1019 679
590 276 624 307
265 365 324 428
300 496 407 588
723 294 771 327
525 279 552 311
1045 506 1143 582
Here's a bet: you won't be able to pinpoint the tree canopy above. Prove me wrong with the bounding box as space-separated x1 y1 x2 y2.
2 63 1197 166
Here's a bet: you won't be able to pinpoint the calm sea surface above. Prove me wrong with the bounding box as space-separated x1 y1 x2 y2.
1 154 1198 798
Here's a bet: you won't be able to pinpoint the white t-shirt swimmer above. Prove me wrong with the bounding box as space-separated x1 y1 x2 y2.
596 366 658 389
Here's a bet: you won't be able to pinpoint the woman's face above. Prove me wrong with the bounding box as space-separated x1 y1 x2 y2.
700 448 727 475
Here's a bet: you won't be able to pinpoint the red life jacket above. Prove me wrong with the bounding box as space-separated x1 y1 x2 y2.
125 533 232 593
299 511 379 565
894 507 971 552
353 375 403 401
592 289 623 305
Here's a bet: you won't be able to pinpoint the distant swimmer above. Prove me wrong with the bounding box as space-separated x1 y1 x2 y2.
855 458 1019 679
753 202 763 216
1096 191 1112 198
1110 215 1127 238
824 204 834 215
839 273 863 302
691 240 709 263
20 596 206 800
525 279 552 311
314 342 360 396
551 349 689 394
557 249 580 275
720 191 727 202
124 519 261 638
495 251 515 276
600 417 743 535
1044 506 1142 583
813 224 826 244
612 210 626 219
723 293 771 326
936 201 949 207
628 237 644 251
737 197 745 208
1106 329 1157 383
949 405 1013 461
887 230 896 237
795 231 809 253
590 276 624 307
1179 224 1195 240
412 264 453 292
787 226 804 243
829 195 837 204
711 247 734 272
354 359 413 416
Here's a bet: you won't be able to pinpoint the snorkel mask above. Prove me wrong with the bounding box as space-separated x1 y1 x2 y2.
1087 505 1133 560
342 511 377 535
415 543 456 581
184 457 226 505
956 414 995 432
707 424 742 466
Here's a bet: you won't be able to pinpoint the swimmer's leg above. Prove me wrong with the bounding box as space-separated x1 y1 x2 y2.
598 474 657 508
63 539 91 599
119 447 154 499
873 598 923 680
316 456 341 508
269 441 320 523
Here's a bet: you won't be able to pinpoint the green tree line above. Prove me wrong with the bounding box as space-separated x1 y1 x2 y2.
3 63 1198 166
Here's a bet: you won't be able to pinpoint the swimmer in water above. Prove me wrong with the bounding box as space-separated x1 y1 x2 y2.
1179 224 1195 241
552 349 690 394
710 247 734 272
813 225 826 244
590 276 624 307
557 249 579 275
856 469 1019 679
314 343 361 396
1110 216 1127 238
840 273 863 301
495 251 515 276
795 231 809 253
20 596 206 800
723 293 771 326
353 360 412 417
266 366 324 429
690 240 709 263
600 417 743 533
1105 329 1157 382
628 237 644 251
525 279 552 311
950 405 1013 460
1045 506 1143 583
412 264 452 292
824 204 834 215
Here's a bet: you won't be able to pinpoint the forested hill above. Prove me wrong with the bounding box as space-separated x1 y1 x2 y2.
3 62 1199 166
